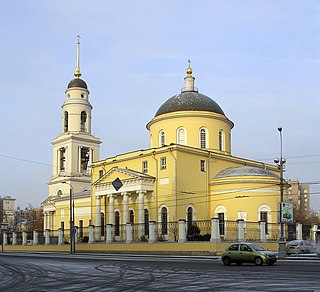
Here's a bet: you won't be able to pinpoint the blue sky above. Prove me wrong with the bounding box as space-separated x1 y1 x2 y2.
1 1 320 210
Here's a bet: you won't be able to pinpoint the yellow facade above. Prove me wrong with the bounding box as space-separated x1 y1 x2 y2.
43 56 283 243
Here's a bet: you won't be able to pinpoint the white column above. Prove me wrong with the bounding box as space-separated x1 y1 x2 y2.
296 223 303 240
178 219 186 243
122 192 129 224
33 231 39 246
137 191 145 239
237 219 245 241
210 218 221 243
109 195 115 225
95 197 101 241
259 221 266 242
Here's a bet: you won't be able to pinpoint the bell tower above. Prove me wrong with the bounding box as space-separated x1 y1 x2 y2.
48 36 101 197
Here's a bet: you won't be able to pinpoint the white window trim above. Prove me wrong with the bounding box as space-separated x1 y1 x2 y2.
199 127 208 149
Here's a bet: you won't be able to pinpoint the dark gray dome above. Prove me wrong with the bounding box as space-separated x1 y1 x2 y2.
67 78 88 89
216 166 278 178
155 91 225 117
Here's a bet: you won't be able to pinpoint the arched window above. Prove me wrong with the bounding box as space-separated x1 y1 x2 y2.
177 128 186 145
258 205 271 235
57 190 63 197
101 212 105 236
219 130 225 151
129 210 134 224
159 130 166 147
64 111 69 132
215 205 227 236
80 111 87 132
115 211 120 236
199 128 207 149
187 207 193 235
161 207 168 235
144 209 149 236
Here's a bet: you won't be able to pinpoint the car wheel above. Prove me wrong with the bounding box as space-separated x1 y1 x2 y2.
254 257 263 266
222 257 231 266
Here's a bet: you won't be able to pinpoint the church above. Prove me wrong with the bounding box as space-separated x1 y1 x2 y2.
42 39 283 242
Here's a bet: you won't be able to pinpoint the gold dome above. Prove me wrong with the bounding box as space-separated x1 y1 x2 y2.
186 67 192 75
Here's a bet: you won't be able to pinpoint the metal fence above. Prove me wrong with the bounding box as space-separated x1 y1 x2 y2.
2 220 316 245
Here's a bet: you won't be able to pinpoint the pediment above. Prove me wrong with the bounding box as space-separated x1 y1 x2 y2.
93 167 154 185
93 167 155 196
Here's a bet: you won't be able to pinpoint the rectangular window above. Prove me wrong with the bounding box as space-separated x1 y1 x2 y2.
61 222 64 230
59 147 66 172
260 211 268 235
99 170 104 178
200 160 206 172
160 157 166 170
142 161 148 173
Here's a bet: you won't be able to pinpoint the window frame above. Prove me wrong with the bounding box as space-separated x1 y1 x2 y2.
160 157 167 170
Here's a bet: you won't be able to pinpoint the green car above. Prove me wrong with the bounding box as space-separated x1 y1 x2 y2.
221 242 277 266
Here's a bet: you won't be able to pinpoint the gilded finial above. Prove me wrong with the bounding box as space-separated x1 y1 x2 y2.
186 59 192 75
74 35 81 78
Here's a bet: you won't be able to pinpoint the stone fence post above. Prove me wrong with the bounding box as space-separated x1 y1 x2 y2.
33 231 39 246
237 219 245 241
106 224 113 244
58 228 64 246
45 229 50 245
210 218 221 243
259 221 266 242
126 223 133 243
296 223 302 240
148 221 156 243
22 232 27 246
3 233 7 246
178 219 186 243
88 225 94 244
312 224 318 242
12 232 17 246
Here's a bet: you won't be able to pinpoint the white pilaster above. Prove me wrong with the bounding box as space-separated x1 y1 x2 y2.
237 219 245 241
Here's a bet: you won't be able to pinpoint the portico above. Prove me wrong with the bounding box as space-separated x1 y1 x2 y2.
93 167 155 240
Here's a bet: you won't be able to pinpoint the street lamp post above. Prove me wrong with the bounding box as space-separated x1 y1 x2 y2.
274 127 287 258
62 181 75 254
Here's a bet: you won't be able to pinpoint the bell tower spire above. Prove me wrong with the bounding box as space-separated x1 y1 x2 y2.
74 35 81 78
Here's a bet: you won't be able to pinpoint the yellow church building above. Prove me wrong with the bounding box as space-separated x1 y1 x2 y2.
42 40 284 243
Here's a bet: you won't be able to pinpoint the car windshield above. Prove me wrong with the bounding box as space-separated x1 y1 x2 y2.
250 244 265 251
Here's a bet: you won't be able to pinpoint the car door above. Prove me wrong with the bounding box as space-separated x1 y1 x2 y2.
239 244 255 262
226 244 240 261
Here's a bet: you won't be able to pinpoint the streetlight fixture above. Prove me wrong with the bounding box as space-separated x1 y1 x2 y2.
274 127 287 258
62 181 75 254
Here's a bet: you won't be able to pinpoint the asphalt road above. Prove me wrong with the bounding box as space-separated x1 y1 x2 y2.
0 253 320 291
